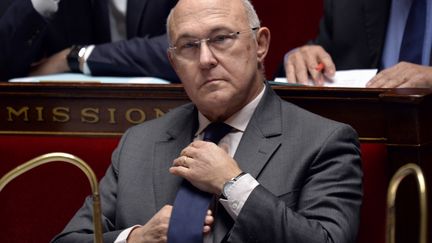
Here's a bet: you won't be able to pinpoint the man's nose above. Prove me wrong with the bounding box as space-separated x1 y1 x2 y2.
198 41 218 69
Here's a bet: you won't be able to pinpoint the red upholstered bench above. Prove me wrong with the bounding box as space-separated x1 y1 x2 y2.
0 135 120 242
0 136 388 243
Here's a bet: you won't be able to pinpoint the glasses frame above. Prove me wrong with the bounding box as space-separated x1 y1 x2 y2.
169 27 259 60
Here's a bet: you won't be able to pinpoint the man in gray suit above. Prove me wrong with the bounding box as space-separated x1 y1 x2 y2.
53 0 362 242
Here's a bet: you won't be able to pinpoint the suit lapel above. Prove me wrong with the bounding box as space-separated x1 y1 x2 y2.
234 85 282 178
126 0 149 38
152 106 198 209
214 85 283 242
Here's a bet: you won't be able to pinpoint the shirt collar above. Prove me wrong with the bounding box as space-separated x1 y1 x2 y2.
196 84 266 136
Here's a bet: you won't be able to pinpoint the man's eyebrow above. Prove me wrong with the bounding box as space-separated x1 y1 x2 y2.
175 27 233 41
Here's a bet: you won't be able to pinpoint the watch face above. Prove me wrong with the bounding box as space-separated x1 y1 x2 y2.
223 180 235 198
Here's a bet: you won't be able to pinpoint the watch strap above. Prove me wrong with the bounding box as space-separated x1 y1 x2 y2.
67 45 85 73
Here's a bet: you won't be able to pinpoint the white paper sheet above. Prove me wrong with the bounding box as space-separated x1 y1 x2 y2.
274 69 378 88
9 73 171 84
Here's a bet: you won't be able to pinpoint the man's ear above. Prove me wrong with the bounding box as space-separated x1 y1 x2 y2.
167 50 176 69
256 27 270 63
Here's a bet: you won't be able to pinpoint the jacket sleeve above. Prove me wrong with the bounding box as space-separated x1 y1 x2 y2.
87 33 180 82
0 0 48 80
229 125 362 243
310 0 334 52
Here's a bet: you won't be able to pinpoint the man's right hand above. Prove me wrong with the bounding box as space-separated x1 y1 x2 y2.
284 45 335 85
127 205 214 243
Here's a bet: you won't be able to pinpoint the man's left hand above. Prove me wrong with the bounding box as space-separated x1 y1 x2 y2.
170 141 242 195
366 62 432 88
29 48 71 76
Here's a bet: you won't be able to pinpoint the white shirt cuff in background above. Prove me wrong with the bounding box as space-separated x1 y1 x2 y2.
219 173 259 219
31 0 60 18
114 225 141 243
82 45 95 75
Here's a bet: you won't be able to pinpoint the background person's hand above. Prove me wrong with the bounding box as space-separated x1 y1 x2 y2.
284 45 335 85
366 62 432 88
29 48 71 76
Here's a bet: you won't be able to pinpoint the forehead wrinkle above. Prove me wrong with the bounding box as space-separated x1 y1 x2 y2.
170 1 248 40
176 8 230 30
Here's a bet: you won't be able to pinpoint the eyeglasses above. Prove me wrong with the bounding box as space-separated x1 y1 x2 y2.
169 27 259 60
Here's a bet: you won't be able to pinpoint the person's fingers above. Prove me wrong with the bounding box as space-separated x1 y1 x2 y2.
286 63 296 83
398 73 424 87
169 165 189 176
204 214 214 225
204 209 214 233
203 225 211 233
183 156 189 167
292 55 309 85
173 156 190 167
303 52 321 85
318 53 335 78
367 70 387 88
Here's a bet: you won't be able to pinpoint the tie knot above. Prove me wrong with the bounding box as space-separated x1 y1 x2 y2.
203 122 232 144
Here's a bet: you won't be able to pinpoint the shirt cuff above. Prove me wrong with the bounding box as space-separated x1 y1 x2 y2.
114 225 141 243
31 0 60 18
219 173 259 219
82 45 95 75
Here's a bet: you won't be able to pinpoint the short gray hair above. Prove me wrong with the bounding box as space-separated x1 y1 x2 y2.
166 0 261 43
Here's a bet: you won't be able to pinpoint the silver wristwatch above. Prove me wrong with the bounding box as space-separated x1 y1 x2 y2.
222 171 246 199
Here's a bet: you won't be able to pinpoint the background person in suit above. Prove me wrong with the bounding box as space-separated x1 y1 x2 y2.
279 0 432 88
53 0 362 242
0 0 179 82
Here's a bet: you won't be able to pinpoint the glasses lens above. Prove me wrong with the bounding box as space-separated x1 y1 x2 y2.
172 28 255 60
208 33 237 51
174 39 200 59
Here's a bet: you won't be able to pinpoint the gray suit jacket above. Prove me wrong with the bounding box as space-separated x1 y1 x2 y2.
52 85 362 243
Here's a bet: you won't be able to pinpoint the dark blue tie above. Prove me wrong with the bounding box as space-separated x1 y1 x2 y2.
399 0 426 64
168 122 232 243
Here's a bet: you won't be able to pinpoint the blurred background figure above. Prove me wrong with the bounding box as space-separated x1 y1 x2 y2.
278 0 432 88
0 0 180 82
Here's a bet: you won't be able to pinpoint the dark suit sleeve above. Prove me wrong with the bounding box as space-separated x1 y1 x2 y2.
88 34 180 82
311 0 333 52
86 0 180 82
229 125 362 243
311 0 389 70
0 0 48 80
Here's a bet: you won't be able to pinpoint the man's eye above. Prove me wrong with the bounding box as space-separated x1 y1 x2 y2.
211 35 232 43
181 41 199 49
